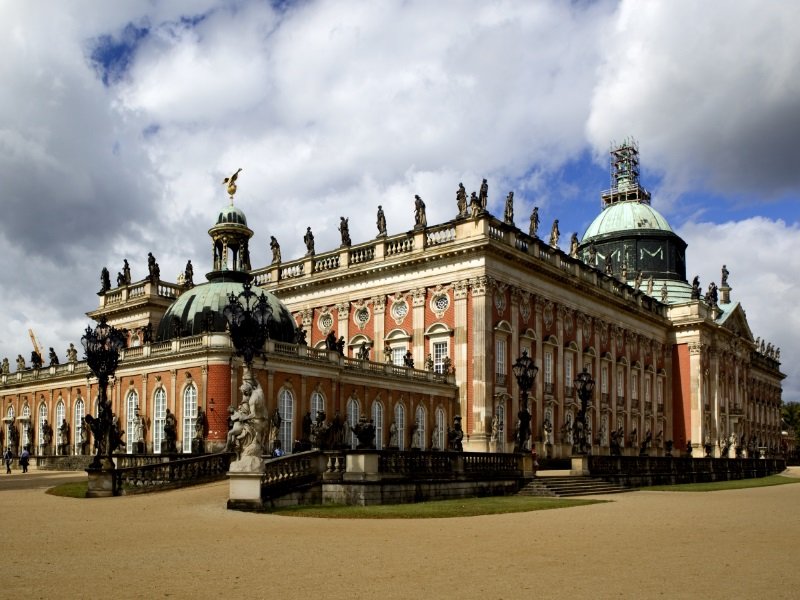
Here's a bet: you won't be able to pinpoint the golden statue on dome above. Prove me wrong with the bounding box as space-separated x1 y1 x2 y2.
222 168 242 199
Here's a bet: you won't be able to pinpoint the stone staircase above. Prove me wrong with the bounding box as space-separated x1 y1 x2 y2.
518 476 633 497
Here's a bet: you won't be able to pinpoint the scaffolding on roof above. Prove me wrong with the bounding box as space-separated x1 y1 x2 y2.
600 137 651 207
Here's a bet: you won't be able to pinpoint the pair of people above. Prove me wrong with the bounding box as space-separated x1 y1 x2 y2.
3 448 29 473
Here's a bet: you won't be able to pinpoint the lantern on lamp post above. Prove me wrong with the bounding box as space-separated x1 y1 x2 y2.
512 350 538 453
574 367 595 455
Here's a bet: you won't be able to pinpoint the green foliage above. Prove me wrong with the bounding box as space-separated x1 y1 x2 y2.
647 475 800 492
268 496 604 518
781 401 800 437
46 481 89 498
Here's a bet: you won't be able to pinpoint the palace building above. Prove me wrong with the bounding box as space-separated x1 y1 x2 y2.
0 141 784 460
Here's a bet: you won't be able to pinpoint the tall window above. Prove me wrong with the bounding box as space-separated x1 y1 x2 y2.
432 342 448 374
565 354 574 388
434 407 445 450
372 401 384 450
310 391 325 420
544 351 553 384
644 375 651 405
74 398 85 453
38 403 47 447
56 400 65 451
153 388 166 454
6 406 14 450
182 384 198 453
496 403 505 442
126 391 139 453
414 406 426 450
495 339 506 380
22 404 30 448
346 397 359 449
601 365 609 394
395 403 406 451
392 346 405 366
631 372 639 400
657 379 663 406
617 367 624 397
278 388 294 454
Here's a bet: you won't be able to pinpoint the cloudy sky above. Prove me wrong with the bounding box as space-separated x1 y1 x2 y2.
2 0 798 402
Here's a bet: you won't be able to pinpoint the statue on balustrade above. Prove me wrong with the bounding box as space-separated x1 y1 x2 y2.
351 415 376 450
304 227 315 256
184 260 194 288
388 420 399 449
58 419 70 455
339 216 351 246
268 408 282 454
357 342 370 361
690 276 701 300
638 429 652 456
376 205 387 236
447 415 464 452
529 206 540 238
456 183 467 218
163 409 177 453
504 191 514 225
41 420 53 454
470 191 480 219
403 350 414 368
147 252 160 283
122 259 131 285
414 195 427 228
1 357 8 374
478 178 488 210
31 350 43 370
48 348 59 366
15 355 25 372
549 219 560 248
325 330 337 351
270 236 281 263
294 327 307 346
569 233 579 258
100 267 111 294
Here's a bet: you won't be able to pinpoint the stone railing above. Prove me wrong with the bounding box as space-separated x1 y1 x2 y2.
262 451 325 492
115 452 233 495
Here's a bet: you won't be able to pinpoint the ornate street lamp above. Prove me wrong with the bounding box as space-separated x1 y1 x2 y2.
574 367 595 455
512 350 538 452
223 282 273 366
81 317 127 470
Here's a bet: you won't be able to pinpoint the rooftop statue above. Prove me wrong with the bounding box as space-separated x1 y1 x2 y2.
456 183 467 217
339 216 351 246
690 276 701 300
184 260 194 287
122 259 131 285
529 206 539 237
414 195 427 228
504 191 514 225
304 227 315 256
660 282 668 303
222 167 242 199
376 205 387 236
100 267 111 294
478 178 488 210
646 275 654 296
270 236 281 263
569 233 579 258
469 191 480 219
549 219 560 248
721 264 729 287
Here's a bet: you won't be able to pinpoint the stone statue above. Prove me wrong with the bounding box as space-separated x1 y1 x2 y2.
303 227 315 256
100 267 111 293
425 354 434 372
122 259 131 285
569 233 579 257
660 282 668 303
229 373 269 471
351 415 376 450
268 408 282 453
604 254 613 275
147 252 160 283
411 420 423 449
31 350 42 369
529 206 539 237
431 423 441 450
690 276 701 300
376 205 387 236
116 270 126 287
469 191 480 219
562 414 573 445
222 167 242 198
294 327 307 345
339 216 351 246
448 415 464 451
80 417 90 454
721 264 729 287
639 430 652 456
383 345 392 363
442 356 453 375
388 420 399 448
270 236 281 263
456 183 467 217
1 357 8 374
132 411 144 443
16 354 25 371
325 330 337 351
194 407 205 440
414 195 427 228
634 271 643 290
549 219 560 248
478 178 488 210
490 414 500 443
357 342 369 361
543 418 553 445
184 260 194 287
646 275 654 296
403 350 414 368
705 281 718 306
163 409 177 453
503 191 514 225
58 419 70 452
42 420 53 449
48 347 59 366
588 242 597 265
621 261 628 282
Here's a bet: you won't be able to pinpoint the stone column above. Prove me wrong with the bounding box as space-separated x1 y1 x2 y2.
372 296 386 360
469 276 491 446
453 279 470 424
412 287 426 366
336 302 350 355
688 342 705 457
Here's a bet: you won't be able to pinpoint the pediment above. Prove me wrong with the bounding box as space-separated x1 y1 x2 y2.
717 302 753 341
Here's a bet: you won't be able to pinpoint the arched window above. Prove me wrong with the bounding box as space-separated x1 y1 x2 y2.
278 388 294 454
38 402 48 447
496 402 505 443
153 388 166 454
182 384 198 454
372 400 384 450
394 403 406 450
310 390 325 420
56 400 65 452
74 398 85 453
414 405 426 450
346 397 360 449
126 391 139 454
6 405 15 450
434 407 445 450
22 404 31 448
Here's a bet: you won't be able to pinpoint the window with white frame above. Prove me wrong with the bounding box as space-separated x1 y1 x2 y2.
126 390 139 454
74 398 85 452
153 388 166 454
495 339 507 385
278 388 294 454
182 384 198 453
565 354 574 387
394 403 406 450
414 405 426 450
346 397 359 449
392 346 406 366
657 378 663 405
544 351 553 384
644 375 651 404
310 391 325 420
56 400 65 430
631 372 639 400
617 367 624 397
434 407 445 450
601 364 609 394
432 341 448 373
22 404 30 447
38 403 47 447
6 405 15 449
372 401 384 450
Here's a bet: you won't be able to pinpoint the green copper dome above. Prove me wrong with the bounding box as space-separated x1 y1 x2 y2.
216 204 248 227
582 201 673 240
156 277 296 342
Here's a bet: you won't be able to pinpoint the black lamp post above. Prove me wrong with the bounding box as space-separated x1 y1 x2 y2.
223 281 273 366
81 317 127 470
574 367 595 455
512 350 538 452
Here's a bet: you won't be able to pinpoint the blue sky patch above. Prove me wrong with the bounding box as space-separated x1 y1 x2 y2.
89 22 151 86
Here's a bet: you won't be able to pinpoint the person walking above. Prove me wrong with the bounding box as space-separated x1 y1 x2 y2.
3 448 12 474
19 448 29 473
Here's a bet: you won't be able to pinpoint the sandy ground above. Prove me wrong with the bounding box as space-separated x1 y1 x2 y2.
3 469 800 600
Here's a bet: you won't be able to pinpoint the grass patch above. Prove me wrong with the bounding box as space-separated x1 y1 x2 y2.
647 475 800 492
268 495 604 518
46 481 89 498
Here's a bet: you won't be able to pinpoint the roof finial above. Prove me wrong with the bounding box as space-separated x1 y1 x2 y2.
222 168 243 202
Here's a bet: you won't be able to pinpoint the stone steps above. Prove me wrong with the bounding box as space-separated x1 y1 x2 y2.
518 476 633 497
